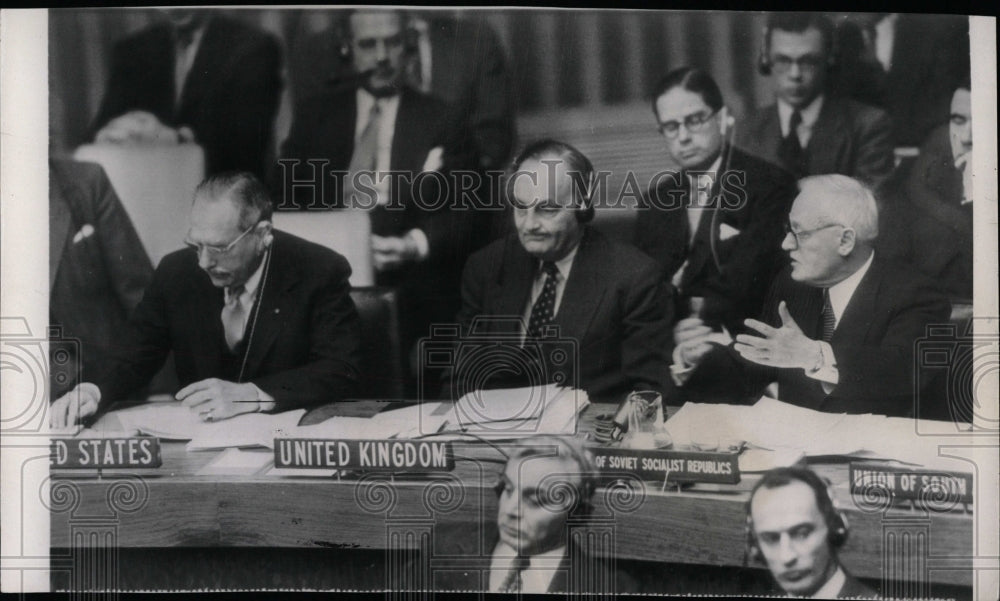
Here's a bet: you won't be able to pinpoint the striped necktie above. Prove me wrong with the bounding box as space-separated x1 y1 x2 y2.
498 555 529 593
821 288 836 342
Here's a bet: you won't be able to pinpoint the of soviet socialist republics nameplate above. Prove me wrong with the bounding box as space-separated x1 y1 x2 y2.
850 462 973 506
589 446 740 484
274 438 455 472
51 437 163 469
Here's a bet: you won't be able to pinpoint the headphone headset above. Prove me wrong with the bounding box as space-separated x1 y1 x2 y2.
744 468 849 566
757 17 839 76
508 141 596 224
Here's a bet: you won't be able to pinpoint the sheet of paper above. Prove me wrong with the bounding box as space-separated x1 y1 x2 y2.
186 409 307 450
195 448 273 476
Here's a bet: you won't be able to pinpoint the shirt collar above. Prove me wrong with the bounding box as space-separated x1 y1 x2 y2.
808 566 846 598
492 540 567 593
357 87 400 111
778 95 825 133
227 249 268 302
827 250 874 323
540 239 581 282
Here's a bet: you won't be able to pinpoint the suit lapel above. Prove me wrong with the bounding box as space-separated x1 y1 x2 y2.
189 268 226 377
831 257 879 346
491 237 536 324
554 230 605 343
49 173 74 290
240 247 295 380
807 98 847 174
761 107 783 164
177 18 226 121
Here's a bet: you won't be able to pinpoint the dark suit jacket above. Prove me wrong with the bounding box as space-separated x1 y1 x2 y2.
418 522 637 594
769 570 878 599
634 147 797 332
736 96 895 190
686 255 950 417
877 124 971 300
49 160 154 397
453 228 674 403
279 85 477 344
92 230 361 411
91 16 282 178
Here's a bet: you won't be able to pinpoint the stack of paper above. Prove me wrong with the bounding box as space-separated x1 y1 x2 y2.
445 385 590 439
665 397 973 471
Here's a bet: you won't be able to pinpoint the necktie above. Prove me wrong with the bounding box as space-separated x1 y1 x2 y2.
821 288 836 342
779 109 806 178
527 262 559 339
221 285 247 350
498 555 529 593
349 101 382 175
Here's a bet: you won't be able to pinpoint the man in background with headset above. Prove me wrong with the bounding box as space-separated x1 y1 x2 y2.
50 172 362 428
746 466 877 598
634 66 797 338
737 12 894 190
450 140 673 402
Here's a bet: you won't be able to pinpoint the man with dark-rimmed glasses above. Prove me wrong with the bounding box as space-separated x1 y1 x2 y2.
671 174 949 417
51 172 362 428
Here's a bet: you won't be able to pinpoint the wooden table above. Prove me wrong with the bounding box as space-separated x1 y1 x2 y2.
50 401 974 591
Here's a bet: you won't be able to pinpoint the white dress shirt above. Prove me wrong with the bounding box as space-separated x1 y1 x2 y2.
874 14 899 73
488 541 566 594
174 25 206 106
778 95 825 149
520 243 580 343
223 254 275 406
354 88 401 203
807 566 847 598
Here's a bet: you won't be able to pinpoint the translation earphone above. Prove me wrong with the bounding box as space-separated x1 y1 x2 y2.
744 469 849 566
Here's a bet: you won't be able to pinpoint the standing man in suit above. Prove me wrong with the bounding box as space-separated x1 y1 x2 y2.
91 9 282 179
452 140 673 403
673 175 949 417
747 467 877 598
50 172 361 428
736 12 894 190
279 9 475 374
635 67 797 335
49 159 154 398
424 436 635 594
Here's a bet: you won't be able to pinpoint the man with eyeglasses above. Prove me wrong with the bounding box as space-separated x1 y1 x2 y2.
671 175 948 417
50 172 362 428
635 66 797 338
736 12 894 190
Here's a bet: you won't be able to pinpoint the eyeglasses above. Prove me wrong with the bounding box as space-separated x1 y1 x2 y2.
783 221 844 246
657 110 718 138
184 223 256 258
769 54 826 74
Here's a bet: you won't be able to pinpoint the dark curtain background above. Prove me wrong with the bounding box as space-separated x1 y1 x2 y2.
48 8 772 158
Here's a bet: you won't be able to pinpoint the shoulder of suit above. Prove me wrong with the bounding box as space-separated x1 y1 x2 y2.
271 229 351 275
730 146 797 186
583 229 660 278
833 96 891 126
403 86 451 116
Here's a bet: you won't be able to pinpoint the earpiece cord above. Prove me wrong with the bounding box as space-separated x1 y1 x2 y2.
236 245 273 384
709 116 737 275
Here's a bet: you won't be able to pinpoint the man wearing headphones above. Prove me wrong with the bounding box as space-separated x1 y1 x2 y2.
50 172 362 428
425 436 635 594
450 140 674 402
736 12 894 190
635 66 798 336
747 467 877 598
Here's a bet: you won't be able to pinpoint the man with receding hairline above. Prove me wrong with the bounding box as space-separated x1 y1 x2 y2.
673 175 949 417
50 172 361 428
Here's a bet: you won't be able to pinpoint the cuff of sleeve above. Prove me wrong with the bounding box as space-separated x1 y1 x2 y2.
406 228 430 261
670 345 695 387
249 383 277 413
804 341 839 387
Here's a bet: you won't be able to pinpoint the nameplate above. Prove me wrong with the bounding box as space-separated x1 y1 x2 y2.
274 439 455 472
589 446 740 484
51 437 162 469
850 463 972 506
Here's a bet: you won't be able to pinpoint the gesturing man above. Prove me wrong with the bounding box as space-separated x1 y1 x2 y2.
50 172 361 427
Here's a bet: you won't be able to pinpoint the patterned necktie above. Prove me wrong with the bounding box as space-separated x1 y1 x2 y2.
498 555 529 593
779 109 805 178
527 262 560 339
349 101 382 175
821 288 836 342
221 285 247 350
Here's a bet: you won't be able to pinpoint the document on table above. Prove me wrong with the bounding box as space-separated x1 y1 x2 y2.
444 385 590 439
111 402 306 450
665 397 973 470
196 448 274 476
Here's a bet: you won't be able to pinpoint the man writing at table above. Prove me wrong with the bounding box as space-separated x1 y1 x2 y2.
50 172 361 428
673 174 949 417
747 467 877 598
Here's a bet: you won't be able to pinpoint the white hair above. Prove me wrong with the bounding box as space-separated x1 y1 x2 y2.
797 174 879 243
